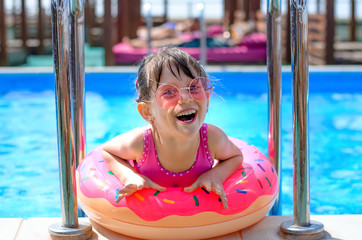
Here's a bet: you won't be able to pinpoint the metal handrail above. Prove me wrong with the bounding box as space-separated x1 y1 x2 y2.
267 0 282 215
280 0 324 235
48 0 91 238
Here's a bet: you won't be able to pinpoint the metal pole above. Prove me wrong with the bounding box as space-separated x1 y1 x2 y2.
316 0 321 13
48 0 91 238
291 0 310 226
280 0 324 235
70 0 86 168
0 0 7 66
144 2 152 56
325 0 335 64
267 0 282 215
163 0 168 22
104 0 114 66
198 1 207 67
350 0 356 42
37 0 44 54
21 0 27 49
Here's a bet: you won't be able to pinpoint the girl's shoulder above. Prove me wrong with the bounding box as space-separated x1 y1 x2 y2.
205 123 242 161
122 126 149 152
103 126 149 160
205 124 229 147
205 123 226 137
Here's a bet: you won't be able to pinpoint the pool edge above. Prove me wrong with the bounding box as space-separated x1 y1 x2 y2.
10 215 362 240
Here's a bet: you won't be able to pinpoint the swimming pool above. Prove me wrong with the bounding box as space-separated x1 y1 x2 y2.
0 67 361 218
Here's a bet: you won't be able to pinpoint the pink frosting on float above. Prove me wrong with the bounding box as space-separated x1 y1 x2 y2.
77 137 278 222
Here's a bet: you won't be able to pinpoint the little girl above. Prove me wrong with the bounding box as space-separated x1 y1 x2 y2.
102 48 243 209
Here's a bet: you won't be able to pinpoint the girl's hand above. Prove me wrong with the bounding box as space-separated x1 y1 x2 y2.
116 174 166 203
184 169 229 209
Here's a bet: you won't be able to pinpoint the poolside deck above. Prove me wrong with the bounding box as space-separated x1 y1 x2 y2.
3 215 361 240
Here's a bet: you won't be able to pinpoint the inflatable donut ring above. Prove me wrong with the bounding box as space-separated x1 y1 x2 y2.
76 137 278 239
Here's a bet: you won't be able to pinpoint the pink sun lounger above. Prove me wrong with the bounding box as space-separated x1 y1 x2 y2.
113 32 267 64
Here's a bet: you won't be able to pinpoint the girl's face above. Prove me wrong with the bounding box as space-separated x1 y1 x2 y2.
149 65 210 139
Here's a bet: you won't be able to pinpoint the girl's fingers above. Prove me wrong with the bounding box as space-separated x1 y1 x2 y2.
115 192 127 203
184 180 200 192
185 181 229 208
146 179 166 192
212 184 228 209
153 184 167 192
120 184 137 194
116 184 138 203
219 192 228 209
201 181 212 192
115 176 167 204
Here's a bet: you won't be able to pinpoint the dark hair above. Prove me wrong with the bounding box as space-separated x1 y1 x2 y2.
135 47 207 103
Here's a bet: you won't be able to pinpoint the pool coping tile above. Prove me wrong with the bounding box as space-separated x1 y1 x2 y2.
0 218 24 240
10 215 362 240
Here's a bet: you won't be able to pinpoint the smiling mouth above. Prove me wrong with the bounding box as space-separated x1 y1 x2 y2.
176 110 196 123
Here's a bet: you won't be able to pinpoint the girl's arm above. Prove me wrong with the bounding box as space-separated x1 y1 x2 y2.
102 128 166 203
184 124 243 208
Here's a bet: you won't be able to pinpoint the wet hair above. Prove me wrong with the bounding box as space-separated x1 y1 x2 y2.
135 47 207 103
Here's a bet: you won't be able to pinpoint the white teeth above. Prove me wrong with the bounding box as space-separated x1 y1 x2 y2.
176 109 196 117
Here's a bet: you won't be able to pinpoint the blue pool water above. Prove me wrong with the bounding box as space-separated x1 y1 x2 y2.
0 69 361 218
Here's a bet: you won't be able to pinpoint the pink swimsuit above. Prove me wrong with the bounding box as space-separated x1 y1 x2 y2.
131 123 214 187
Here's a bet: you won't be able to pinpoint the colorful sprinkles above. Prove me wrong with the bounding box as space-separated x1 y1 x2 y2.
257 163 265 172
193 195 199 206
265 177 272 187
236 190 247 194
98 180 109 190
135 193 145 201
154 191 160 196
163 199 175 204
80 176 89 182
257 179 263 189
240 167 253 170
115 188 120 200
236 179 248 184
201 187 210 194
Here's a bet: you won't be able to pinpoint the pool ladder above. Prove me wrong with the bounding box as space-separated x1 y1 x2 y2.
48 0 325 239
268 0 325 237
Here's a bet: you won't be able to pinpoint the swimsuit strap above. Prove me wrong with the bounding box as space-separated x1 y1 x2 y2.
200 123 214 167
135 128 152 168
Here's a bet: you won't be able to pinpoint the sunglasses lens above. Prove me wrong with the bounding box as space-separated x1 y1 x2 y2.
155 84 180 108
190 77 213 101
154 78 213 108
